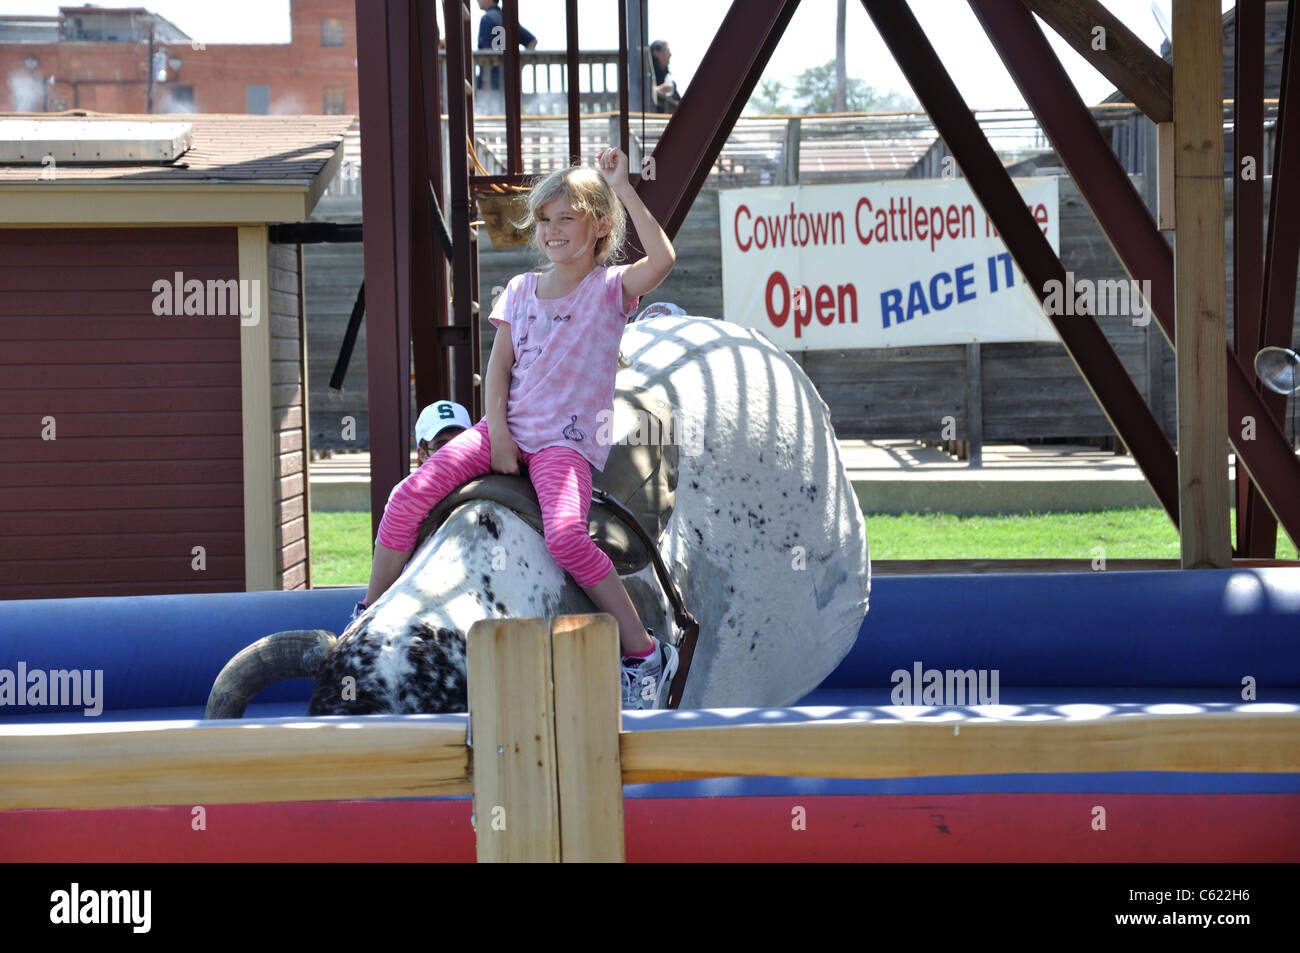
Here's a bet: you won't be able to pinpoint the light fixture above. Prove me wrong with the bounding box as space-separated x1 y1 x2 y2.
168 57 182 72
1255 346 1300 395
152 51 168 83
25 56 38 70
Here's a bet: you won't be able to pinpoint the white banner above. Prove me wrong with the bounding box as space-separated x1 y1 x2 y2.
718 177 1061 350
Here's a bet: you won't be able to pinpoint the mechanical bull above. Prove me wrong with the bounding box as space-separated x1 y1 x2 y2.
206 316 870 717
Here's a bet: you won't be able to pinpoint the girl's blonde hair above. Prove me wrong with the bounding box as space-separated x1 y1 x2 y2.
515 165 627 265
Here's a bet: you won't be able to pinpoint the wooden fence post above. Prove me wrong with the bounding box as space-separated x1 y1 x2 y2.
467 616 560 862
551 614 625 862
965 341 983 467
468 613 626 862
781 117 801 186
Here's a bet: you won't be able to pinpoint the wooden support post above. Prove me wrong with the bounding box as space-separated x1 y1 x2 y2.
467 613 625 862
551 614 625 862
1142 115 1169 436
1171 0 1231 569
781 117 801 186
1157 122 1175 230
467 617 561 862
1020 0 1173 123
966 342 983 467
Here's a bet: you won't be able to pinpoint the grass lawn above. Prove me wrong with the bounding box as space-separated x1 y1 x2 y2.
863 509 1298 560
310 511 374 585
309 507 1299 584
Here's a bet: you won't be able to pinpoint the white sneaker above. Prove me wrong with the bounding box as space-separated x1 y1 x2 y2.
619 662 640 710
623 631 679 710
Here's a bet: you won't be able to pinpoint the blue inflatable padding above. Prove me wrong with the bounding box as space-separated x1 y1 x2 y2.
1 569 1298 717
830 568 1300 689
0 587 365 715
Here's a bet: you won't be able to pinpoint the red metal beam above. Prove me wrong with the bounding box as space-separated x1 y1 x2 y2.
635 0 802 242
967 0 1172 327
860 0 1180 524
618 0 629 159
966 0 1300 550
504 0 522 173
462 0 481 416
443 0 477 422
566 0 581 164
1245 0 1300 555
412 0 447 419
1234 0 1266 553
356 0 414 538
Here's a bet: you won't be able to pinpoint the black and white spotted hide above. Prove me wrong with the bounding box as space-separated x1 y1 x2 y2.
306 500 670 715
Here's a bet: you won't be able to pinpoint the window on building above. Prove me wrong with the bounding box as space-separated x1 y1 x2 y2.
323 87 346 115
246 85 270 115
322 18 344 46
169 86 194 112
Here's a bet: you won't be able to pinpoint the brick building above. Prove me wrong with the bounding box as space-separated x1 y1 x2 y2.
0 1 358 116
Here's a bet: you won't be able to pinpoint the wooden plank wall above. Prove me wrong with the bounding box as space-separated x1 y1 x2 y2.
305 180 1297 450
269 243 309 590
1222 2 1291 103
303 195 369 452
0 226 245 598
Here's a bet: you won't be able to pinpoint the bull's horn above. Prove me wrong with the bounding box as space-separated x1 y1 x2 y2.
205 629 337 719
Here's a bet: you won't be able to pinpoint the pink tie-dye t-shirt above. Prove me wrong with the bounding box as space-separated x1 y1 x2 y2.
487 264 639 472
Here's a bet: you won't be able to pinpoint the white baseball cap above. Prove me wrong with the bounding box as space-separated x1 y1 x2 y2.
415 400 473 443
636 301 686 322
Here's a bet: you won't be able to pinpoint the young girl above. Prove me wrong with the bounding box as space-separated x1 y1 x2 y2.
355 146 679 710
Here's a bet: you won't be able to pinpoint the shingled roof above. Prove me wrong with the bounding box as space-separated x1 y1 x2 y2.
0 112 354 184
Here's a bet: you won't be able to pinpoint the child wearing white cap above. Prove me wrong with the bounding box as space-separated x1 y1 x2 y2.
351 400 473 625
414 400 473 463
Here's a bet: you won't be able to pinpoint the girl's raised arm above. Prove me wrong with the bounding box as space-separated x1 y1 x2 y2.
596 147 675 310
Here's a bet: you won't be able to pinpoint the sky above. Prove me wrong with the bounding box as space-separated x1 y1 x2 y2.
0 0 1229 110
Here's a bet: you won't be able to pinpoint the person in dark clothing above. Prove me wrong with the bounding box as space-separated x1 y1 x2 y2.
476 0 537 102
650 39 680 113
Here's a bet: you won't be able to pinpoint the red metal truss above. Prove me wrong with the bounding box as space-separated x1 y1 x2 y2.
443 0 480 418
356 0 416 532
504 0 522 173
859 0 1180 524
633 0 802 247
1246 0 1300 554
413 0 450 422
965 0 1300 549
566 0 581 164
1234 0 1266 553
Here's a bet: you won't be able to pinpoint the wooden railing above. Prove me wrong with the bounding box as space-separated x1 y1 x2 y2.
439 49 623 115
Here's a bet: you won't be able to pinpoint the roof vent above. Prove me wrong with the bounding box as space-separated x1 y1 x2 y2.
0 119 192 164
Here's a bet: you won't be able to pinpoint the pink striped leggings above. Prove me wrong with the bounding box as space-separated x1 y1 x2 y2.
376 418 614 588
